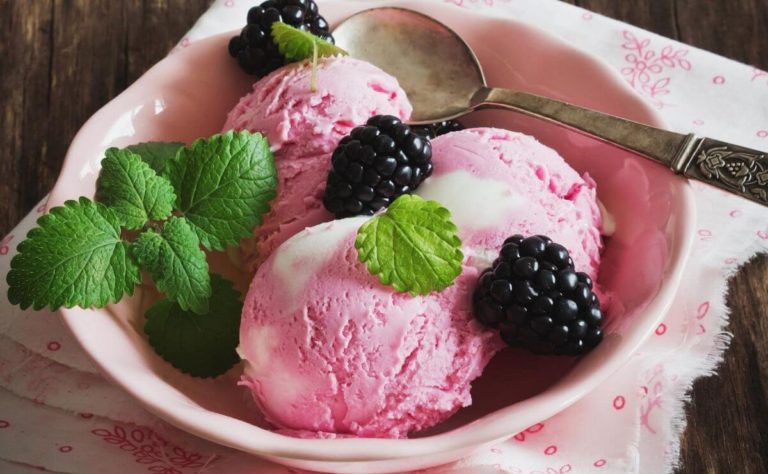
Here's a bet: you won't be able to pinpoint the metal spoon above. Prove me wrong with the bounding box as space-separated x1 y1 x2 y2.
333 7 768 207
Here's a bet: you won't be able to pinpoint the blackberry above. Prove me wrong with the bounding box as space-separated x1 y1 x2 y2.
411 120 464 139
473 235 604 356
323 115 433 218
228 0 334 76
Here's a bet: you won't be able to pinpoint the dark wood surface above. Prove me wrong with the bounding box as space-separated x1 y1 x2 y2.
0 0 766 472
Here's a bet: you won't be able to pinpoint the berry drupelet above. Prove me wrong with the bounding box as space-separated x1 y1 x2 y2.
473 235 604 356
228 0 334 76
323 115 433 218
411 120 464 139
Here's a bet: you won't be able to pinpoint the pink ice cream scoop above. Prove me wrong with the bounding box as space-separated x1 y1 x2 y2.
238 217 503 439
238 128 607 438
223 57 412 271
223 56 412 157
418 128 604 279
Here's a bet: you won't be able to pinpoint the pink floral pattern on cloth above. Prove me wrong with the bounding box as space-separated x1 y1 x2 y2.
1 1 767 473
620 30 691 109
90 425 214 473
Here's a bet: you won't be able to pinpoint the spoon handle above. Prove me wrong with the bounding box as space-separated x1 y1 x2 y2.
472 87 768 207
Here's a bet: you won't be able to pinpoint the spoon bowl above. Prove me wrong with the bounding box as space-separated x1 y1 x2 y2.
334 7 484 123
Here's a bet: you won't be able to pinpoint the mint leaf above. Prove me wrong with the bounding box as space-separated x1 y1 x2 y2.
355 195 463 295
144 274 242 378
166 131 278 251
95 148 176 230
7 197 140 310
125 142 184 175
132 217 211 314
271 22 348 61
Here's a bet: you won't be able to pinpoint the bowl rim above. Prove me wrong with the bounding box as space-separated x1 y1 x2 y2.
53 0 697 463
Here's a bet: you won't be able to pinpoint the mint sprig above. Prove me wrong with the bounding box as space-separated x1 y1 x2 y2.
355 195 463 295
144 274 241 378
7 130 278 378
132 217 211 315
6 197 141 310
166 131 278 251
271 22 348 62
95 148 176 230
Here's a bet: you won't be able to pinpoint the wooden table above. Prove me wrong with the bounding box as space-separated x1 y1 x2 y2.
1 1 766 472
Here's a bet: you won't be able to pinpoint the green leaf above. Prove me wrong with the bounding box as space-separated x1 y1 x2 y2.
96 148 177 230
125 142 184 175
271 22 348 61
144 274 242 378
355 195 463 295
132 217 211 314
6 197 141 310
165 130 278 251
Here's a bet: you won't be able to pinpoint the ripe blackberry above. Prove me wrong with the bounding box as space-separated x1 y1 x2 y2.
411 120 464 139
323 115 433 218
473 235 604 356
228 0 334 76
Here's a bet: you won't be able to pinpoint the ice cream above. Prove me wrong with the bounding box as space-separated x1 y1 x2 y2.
238 127 606 438
238 217 503 438
223 56 412 157
419 128 603 278
222 56 412 269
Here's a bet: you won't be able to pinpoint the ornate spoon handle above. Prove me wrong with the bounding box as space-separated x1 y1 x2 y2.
675 136 768 205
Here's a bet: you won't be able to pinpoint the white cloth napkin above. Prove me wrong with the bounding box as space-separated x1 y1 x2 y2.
1 0 767 472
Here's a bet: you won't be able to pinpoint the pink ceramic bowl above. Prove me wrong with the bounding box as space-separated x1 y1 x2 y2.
51 1 696 472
